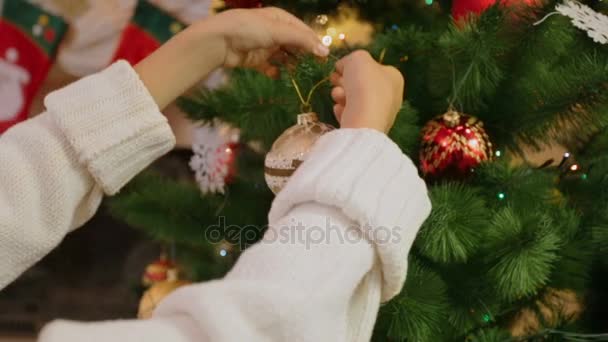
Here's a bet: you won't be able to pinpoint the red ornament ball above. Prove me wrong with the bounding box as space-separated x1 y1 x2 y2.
451 0 537 21
224 0 263 8
419 109 493 179
142 254 175 287
222 142 240 185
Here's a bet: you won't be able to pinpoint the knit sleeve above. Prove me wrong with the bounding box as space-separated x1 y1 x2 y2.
36 128 430 342
269 128 432 302
0 61 175 289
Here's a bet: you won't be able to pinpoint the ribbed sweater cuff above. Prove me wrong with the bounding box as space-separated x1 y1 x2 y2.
45 60 176 195
269 128 432 302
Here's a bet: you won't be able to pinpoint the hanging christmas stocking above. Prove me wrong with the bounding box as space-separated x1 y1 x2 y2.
112 0 186 65
0 0 67 133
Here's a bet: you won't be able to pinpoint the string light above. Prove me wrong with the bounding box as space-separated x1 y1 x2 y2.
310 6 374 47
219 249 227 257
225 147 232 154
497 192 506 200
495 150 502 157
564 152 571 158
581 173 588 180
425 0 434 4
316 14 329 25
482 314 491 323
570 164 579 171
468 139 479 148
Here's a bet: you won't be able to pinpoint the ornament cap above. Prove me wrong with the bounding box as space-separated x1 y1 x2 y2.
297 112 319 125
442 109 461 127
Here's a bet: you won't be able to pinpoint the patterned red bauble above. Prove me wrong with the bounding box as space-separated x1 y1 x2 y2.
224 0 263 8
420 109 493 179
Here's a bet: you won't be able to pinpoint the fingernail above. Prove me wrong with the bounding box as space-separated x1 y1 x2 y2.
315 43 330 57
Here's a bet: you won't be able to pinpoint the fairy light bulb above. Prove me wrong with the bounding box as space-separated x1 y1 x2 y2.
322 35 333 46
338 33 346 40
497 192 506 200
316 14 329 25
570 164 579 171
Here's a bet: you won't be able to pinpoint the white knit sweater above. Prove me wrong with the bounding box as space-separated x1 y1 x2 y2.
0 61 431 342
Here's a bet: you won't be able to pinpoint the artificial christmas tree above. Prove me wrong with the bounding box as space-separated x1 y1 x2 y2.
110 0 608 340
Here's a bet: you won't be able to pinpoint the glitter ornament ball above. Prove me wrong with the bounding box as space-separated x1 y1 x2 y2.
420 109 493 179
265 113 335 194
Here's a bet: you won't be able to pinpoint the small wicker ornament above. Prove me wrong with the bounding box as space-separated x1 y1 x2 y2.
138 269 190 319
420 109 493 179
264 113 335 194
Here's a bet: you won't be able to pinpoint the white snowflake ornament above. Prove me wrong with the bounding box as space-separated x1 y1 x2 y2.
556 0 608 45
190 120 240 195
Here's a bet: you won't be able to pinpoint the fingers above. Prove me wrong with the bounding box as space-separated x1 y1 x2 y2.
332 86 345 123
331 86 345 104
335 58 346 74
260 7 329 58
330 72 342 86
335 49 375 74
266 21 328 57
333 104 344 122
383 65 406 93
261 7 315 36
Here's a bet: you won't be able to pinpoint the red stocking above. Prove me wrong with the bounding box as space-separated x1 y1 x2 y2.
112 0 186 66
0 0 67 133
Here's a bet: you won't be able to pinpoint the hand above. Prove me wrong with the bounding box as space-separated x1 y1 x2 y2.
135 8 328 110
330 50 405 133
201 7 330 72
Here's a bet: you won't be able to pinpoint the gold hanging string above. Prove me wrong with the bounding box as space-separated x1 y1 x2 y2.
291 78 308 108
291 76 330 113
306 76 330 105
289 49 388 113
379 48 387 64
